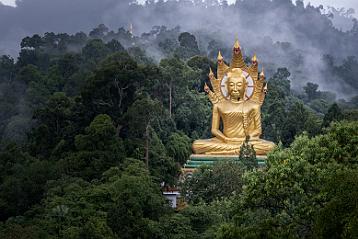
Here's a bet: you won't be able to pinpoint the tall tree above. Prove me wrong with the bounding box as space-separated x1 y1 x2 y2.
107 160 168 239
81 52 140 130
304 82 319 101
124 96 168 166
322 103 343 128
159 57 187 117
61 114 125 180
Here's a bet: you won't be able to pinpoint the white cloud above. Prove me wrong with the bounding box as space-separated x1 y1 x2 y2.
1 0 358 15
303 0 358 16
0 0 16 7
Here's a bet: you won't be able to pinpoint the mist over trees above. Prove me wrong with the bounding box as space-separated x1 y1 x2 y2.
1 0 358 97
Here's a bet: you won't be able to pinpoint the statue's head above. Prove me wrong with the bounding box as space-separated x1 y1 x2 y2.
227 68 246 100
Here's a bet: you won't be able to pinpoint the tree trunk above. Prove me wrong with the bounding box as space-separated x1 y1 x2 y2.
116 124 122 137
145 123 150 168
118 88 123 111
169 80 172 117
113 78 128 113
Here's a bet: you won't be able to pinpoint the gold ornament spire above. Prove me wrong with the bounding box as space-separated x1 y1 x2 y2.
251 66 267 105
231 38 246 69
234 38 241 49
208 67 221 100
217 51 224 61
208 67 216 82
204 82 210 93
204 81 221 104
260 67 265 78
209 67 214 77
252 54 257 63
217 51 229 80
248 53 258 77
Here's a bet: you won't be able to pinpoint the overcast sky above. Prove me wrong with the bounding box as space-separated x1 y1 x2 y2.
1 0 358 13
0 0 356 97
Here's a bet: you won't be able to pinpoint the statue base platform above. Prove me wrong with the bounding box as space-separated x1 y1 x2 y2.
182 154 267 174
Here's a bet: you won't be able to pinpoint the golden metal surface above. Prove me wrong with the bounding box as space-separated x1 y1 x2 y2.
194 40 275 156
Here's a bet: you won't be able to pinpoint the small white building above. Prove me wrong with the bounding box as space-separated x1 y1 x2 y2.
163 191 180 208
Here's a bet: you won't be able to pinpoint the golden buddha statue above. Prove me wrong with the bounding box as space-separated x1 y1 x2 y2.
192 39 275 156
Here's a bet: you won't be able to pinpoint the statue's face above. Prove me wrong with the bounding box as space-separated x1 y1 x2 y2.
228 76 246 100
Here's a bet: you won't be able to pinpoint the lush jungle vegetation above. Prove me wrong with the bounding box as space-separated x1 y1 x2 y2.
0 1 358 238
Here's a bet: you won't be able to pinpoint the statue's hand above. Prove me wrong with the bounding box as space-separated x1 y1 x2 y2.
249 134 261 141
226 137 245 144
222 137 230 143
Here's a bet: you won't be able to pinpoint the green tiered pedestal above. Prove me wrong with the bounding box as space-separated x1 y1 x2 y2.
182 154 267 174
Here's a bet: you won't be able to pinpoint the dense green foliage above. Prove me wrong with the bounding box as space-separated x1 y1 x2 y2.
181 160 245 204
0 19 357 238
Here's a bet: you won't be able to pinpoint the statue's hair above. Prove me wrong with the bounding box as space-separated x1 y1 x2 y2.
226 68 247 85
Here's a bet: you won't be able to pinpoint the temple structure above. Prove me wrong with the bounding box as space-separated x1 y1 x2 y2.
184 39 275 171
